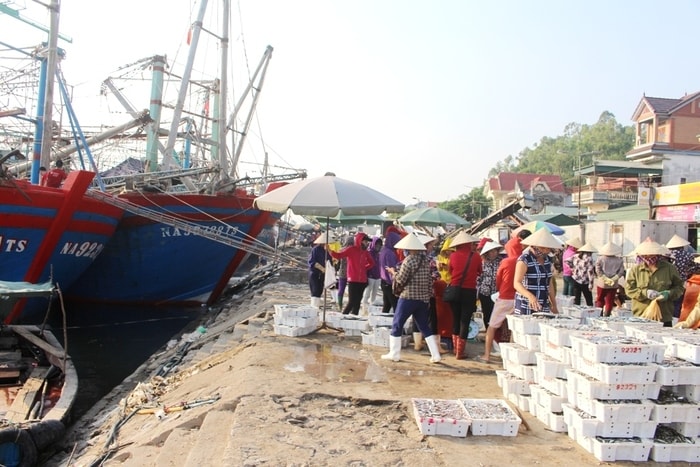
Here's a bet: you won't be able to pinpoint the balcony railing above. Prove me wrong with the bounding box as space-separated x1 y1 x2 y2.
572 190 638 205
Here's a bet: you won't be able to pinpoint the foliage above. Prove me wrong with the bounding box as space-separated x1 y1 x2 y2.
438 187 490 222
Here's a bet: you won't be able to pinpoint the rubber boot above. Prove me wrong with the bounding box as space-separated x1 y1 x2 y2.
381 336 402 362
455 337 467 360
425 335 442 364
310 297 321 308
413 332 424 351
452 334 458 354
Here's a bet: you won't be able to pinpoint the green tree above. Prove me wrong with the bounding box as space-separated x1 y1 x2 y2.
439 187 491 222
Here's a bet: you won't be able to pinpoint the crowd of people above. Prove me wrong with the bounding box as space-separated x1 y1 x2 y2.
305 224 700 365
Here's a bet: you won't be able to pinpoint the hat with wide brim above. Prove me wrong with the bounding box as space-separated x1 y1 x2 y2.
414 231 436 245
313 232 336 244
565 237 584 249
521 228 562 249
633 238 671 256
598 242 622 256
480 241 503 256
450 230 480 248
578 242 598 253
666 234 690 249
394 232 427 251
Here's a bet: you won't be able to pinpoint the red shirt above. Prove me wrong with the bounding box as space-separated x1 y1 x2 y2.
44 168 67 188
496 256 517 300
448 245 482 289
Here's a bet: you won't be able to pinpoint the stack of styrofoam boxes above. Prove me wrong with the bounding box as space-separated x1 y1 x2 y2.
560 304 600 324
459 398 522 436
360 308 412 348
411 398 470 437
563 333 665 462
323 311 370 337
649 334 700 463
589 315 661 333
273 304 319 336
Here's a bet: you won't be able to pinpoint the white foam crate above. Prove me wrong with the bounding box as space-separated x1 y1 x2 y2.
655 358 700 385
503 360 537 382
537 372 568 399
496 370 531 396
569 334 666 364
650 442 700 463
273 304 318 318
570 394 654 423
338 317 370 331
675 384 700 403
588 437 653 462
589 316 662 333
535 352 569 379
555 294 575 309
532 402 567 432
506 314 543 335
499 342 537 365
539 322 602 347
273 323 317 337
367 305 384 315
459 398 521 436
624 325 690 344
571 355 657 384
411 398 470 437
507 391 531 413
668 421 700 437
530 384 567 413
273 314 319 328
368 313 394 328
651 401 700 423
561 305 600 322
562 403 656 438
663 336 700 364
565 369 661 400
512 332 542 352
541 340 572 365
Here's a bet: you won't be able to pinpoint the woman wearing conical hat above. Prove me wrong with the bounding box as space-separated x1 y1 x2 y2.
624 237 684 327
513 228 562 315
665 234 700 318
569 242 597 307
594 242 625 317
562 237 583 297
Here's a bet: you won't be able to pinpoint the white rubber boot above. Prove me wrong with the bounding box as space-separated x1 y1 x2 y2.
413 332 424 351
381 336 402 362
310 297 321 308
425 334 442 364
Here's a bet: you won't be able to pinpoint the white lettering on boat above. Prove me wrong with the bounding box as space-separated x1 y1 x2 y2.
160 225 240 238
0 236 28 252
59 242 104 259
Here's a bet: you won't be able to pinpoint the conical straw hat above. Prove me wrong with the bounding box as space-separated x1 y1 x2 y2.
313 232 336 244
578 242 598 253
521 228 562 249
666 234 690 249
480 241 503 255
394 232 426 251
598 242 622 256
633 237 670 256
565 237 584 249
450 230 480 248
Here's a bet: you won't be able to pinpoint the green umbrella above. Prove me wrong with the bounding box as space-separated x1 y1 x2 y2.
398 207 470 227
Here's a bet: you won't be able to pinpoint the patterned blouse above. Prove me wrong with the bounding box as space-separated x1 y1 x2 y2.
393 253 432 302
571 253 594 285
477 256 502 296
670 247 698 283
514 250 553 315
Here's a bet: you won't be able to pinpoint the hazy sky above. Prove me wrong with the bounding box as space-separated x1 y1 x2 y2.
5 0 700 206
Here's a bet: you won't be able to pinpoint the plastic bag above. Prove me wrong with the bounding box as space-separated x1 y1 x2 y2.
641 298 662 321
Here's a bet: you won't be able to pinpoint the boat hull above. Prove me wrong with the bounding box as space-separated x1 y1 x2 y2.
66 189 278 306
0 171 123 322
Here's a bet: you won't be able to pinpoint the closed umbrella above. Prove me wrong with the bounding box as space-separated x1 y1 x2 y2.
254 172 405 331
399 207 469 227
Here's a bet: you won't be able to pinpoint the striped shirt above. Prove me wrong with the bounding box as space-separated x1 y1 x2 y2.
514 250 553 315
394 253 432 302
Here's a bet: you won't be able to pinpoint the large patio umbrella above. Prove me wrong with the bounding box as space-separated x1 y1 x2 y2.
254 172 404 331
512 220 565 237
398 207 470 227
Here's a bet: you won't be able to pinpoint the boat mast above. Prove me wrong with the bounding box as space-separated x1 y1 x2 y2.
38 0 61 174
218 0 230 177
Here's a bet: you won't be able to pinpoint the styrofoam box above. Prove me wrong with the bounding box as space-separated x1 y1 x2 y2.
539 322 601 348
535 352 569 380
500 342 537 365
513 332 542 352
459 398 522 436
589 316 662 333
411 398 470 437
556 294 575 309
650 441 700 463
624 325 690 344
669 421 700 437
561 305 600 322
571 394 654 423
677 384 700 403
650 401 700 423
562 403 656 438
537 372 568 399
274 304 318 318
273 323 316 337
588 437 653 462
655 358 700 386
368 305 384 315
496 370 532 396
569 335 666 364
507 391 530 414
571 355 657 384
532 402 567 432
503 360 537 382
565 369 661 401
368 314 394 328
273 314 319 328
663 336 700 365
506 314 543 335
541 340 572 365
338 317 370 331
530 384 567 413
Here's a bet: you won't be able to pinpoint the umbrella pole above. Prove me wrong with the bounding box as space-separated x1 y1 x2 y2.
312 216 343 334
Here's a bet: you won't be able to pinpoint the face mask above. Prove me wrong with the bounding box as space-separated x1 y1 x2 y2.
639 255 660 266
